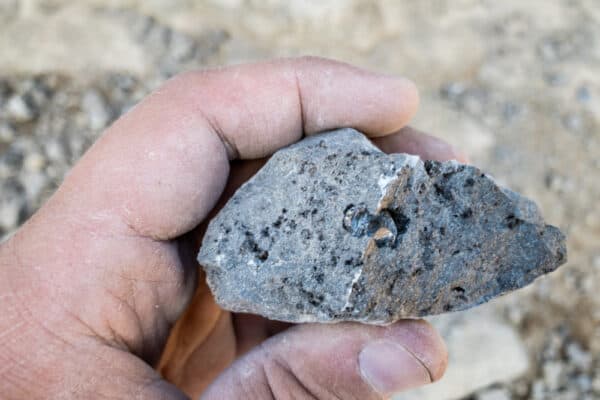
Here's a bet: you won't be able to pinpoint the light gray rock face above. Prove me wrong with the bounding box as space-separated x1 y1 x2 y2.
198 129 567 324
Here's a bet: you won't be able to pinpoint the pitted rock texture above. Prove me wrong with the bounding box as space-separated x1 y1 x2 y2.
198 129 567 324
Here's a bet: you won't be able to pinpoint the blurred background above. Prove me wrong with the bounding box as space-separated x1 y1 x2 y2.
0 1 598 399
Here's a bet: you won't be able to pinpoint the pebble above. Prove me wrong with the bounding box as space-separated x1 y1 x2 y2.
440 82 466 100
23 152 46 172
20 171 48 203
576 86 591 103
555 389 582 400
0 122 15 142
168 31 196 62
0 181 25 231
544 71 568 86
592 255 600 270
566 342 593 370
531 380 546 400
562 113 583 132
575 374 592 392
543 361 566 391
476 387 512 400
44 137 68 164
1 145 24 170
82 89 111 130
592 374 600 393
5 95 35 123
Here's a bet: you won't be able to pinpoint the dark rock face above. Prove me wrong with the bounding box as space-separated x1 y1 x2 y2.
198 129 567 324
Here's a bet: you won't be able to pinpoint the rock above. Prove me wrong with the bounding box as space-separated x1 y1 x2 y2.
0 143 24 179
475 388 512 400
5 94 36 123
575 374 592 392
543 361 566 391
0 180 26 231
395 305 529 400
0 122 15 142
592 374 600 393
82 89 111 130
167 31 197 62
199 129 567 323
44 136 69 164
20 171 48 205
531 380 546 400
23 152 46 172
566 342 593 371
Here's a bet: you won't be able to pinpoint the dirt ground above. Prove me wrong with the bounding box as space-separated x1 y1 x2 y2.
0 1 599 399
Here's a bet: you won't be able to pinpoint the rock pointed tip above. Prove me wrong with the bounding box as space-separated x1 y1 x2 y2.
543 223 568 269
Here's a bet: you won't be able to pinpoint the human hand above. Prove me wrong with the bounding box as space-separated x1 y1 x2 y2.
0 57 462 399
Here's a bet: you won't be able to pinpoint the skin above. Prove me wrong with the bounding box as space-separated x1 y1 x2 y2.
0 57 465 399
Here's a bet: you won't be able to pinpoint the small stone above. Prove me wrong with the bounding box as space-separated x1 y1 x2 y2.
0 180 25 231
0 122 15 142
82 89 111 130
20 171 48 203
512 380 529 397
576 86 591 103
23 152 46 172
562 113 583 132
575 374 592 392
440 82 466 100
476 388 512 400
531 380 546 400
543 331 564 360
167 31 196 62
6 95 35 123
44 137 68 164
199 129 567 323
592 255 600 270
592 374 600 393
543 361 565 391
555 389 582 400
566 342 592 370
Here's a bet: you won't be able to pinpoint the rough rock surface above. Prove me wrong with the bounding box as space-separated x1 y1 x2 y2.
199 128 566 324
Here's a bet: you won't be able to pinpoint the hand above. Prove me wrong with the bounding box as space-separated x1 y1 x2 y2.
0 57 461 399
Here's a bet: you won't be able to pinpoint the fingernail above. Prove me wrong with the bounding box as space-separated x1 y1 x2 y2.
359 340 432 394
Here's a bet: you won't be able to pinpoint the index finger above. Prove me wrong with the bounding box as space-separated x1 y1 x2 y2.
54 57 420 239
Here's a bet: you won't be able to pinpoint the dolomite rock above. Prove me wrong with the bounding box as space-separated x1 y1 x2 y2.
198 128 566 324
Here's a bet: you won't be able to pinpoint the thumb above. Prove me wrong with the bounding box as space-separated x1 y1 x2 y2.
201 319 447 399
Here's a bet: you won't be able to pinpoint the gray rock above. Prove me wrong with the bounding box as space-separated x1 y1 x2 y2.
475 388 512 400
5 94 36 123
543 361 566 391
82 89 111 130
0 122 15 143
0 180 26 232
198 129 567 323
566 342 593 371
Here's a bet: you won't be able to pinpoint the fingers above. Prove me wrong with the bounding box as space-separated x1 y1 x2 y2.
57 57 419 240
201 320 447 400
172 56 419 160
373 126 469 163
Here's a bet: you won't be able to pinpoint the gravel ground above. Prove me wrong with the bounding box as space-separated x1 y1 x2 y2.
1 1 599 399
